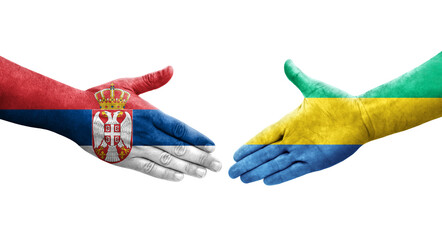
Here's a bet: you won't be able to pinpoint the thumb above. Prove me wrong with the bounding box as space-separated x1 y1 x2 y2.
284 59 314 97
125 66 174 95
284 59 353 98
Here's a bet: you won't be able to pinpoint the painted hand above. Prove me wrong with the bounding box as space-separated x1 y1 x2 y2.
0 57 221 182
84 67 222 181
229 60 371 185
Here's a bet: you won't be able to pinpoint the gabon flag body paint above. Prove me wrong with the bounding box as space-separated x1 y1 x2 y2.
230 52 442 185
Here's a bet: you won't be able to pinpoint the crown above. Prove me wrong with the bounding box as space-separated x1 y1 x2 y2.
94 83 131 109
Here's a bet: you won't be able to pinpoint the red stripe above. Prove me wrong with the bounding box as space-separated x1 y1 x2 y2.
0 56 157 110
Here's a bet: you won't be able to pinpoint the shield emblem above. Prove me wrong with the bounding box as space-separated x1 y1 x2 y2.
92 109 133 163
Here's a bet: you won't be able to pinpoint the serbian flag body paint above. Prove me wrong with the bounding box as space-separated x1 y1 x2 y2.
0 56 213 165
0 83 134 163
91 84 133 163
0 83 211 163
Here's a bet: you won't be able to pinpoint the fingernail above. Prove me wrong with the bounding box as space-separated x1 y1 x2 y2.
174 172 184 181
196 167 207 178
210 161 222 172
205 145 216 152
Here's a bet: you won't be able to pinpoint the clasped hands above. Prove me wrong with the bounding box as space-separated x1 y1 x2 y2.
4 55 436 185
86 60 379 184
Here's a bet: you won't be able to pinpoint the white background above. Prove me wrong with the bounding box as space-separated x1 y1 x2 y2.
0 0 441 239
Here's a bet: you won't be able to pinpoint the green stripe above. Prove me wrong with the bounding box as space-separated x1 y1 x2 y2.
285 52 442 98
360 51 442 98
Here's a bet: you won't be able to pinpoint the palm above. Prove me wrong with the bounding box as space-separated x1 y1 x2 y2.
229 60 370 185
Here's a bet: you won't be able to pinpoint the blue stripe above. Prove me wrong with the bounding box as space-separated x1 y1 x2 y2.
133 110 168 145
0 110 92 145
229 144 362 182
0 110 209 146
132 110 213 146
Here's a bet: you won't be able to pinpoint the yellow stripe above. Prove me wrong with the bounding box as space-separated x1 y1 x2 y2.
360 98 442 140
247 98 442 145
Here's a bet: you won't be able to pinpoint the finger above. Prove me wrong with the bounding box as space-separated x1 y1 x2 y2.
135 146 208 178
152 110 215 152
131 66 174 95
228 145 287 179
240 153 293 183
86 66 173 95
284 59 351 98
120 157 184 181
233 145 265 162
263 162 312 185
284 59 313 96
234 121 285 162
157 145 222 172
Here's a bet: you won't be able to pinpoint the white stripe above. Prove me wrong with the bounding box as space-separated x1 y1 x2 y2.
80 145 213 161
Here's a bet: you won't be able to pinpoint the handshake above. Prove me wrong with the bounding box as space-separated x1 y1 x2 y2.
1 53 441 185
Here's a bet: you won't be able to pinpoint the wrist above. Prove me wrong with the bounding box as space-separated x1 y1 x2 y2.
356 52 442 140
357 97 442 141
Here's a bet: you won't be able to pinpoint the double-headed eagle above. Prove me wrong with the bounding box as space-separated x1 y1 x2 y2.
93 111 132 162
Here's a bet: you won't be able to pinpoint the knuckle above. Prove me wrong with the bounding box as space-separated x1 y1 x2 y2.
184 162 197 174
184 162 192 174
141 74 154 87
198 152 209 166
173 122 186 138
161 169 174 180
270 161 281 171
159 152 173 166
140 161 155 174
174 144 186 156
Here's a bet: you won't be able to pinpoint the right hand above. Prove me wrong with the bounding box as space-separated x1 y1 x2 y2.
83 66 222 181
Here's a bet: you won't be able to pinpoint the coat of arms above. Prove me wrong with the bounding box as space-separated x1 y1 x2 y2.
92 84 132 163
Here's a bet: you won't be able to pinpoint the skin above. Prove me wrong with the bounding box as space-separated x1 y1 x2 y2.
86 67 222 181
0 57 222 181
230 54 442 185
229 60 365 185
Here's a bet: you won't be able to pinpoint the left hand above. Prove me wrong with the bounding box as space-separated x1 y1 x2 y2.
229 60 372 185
